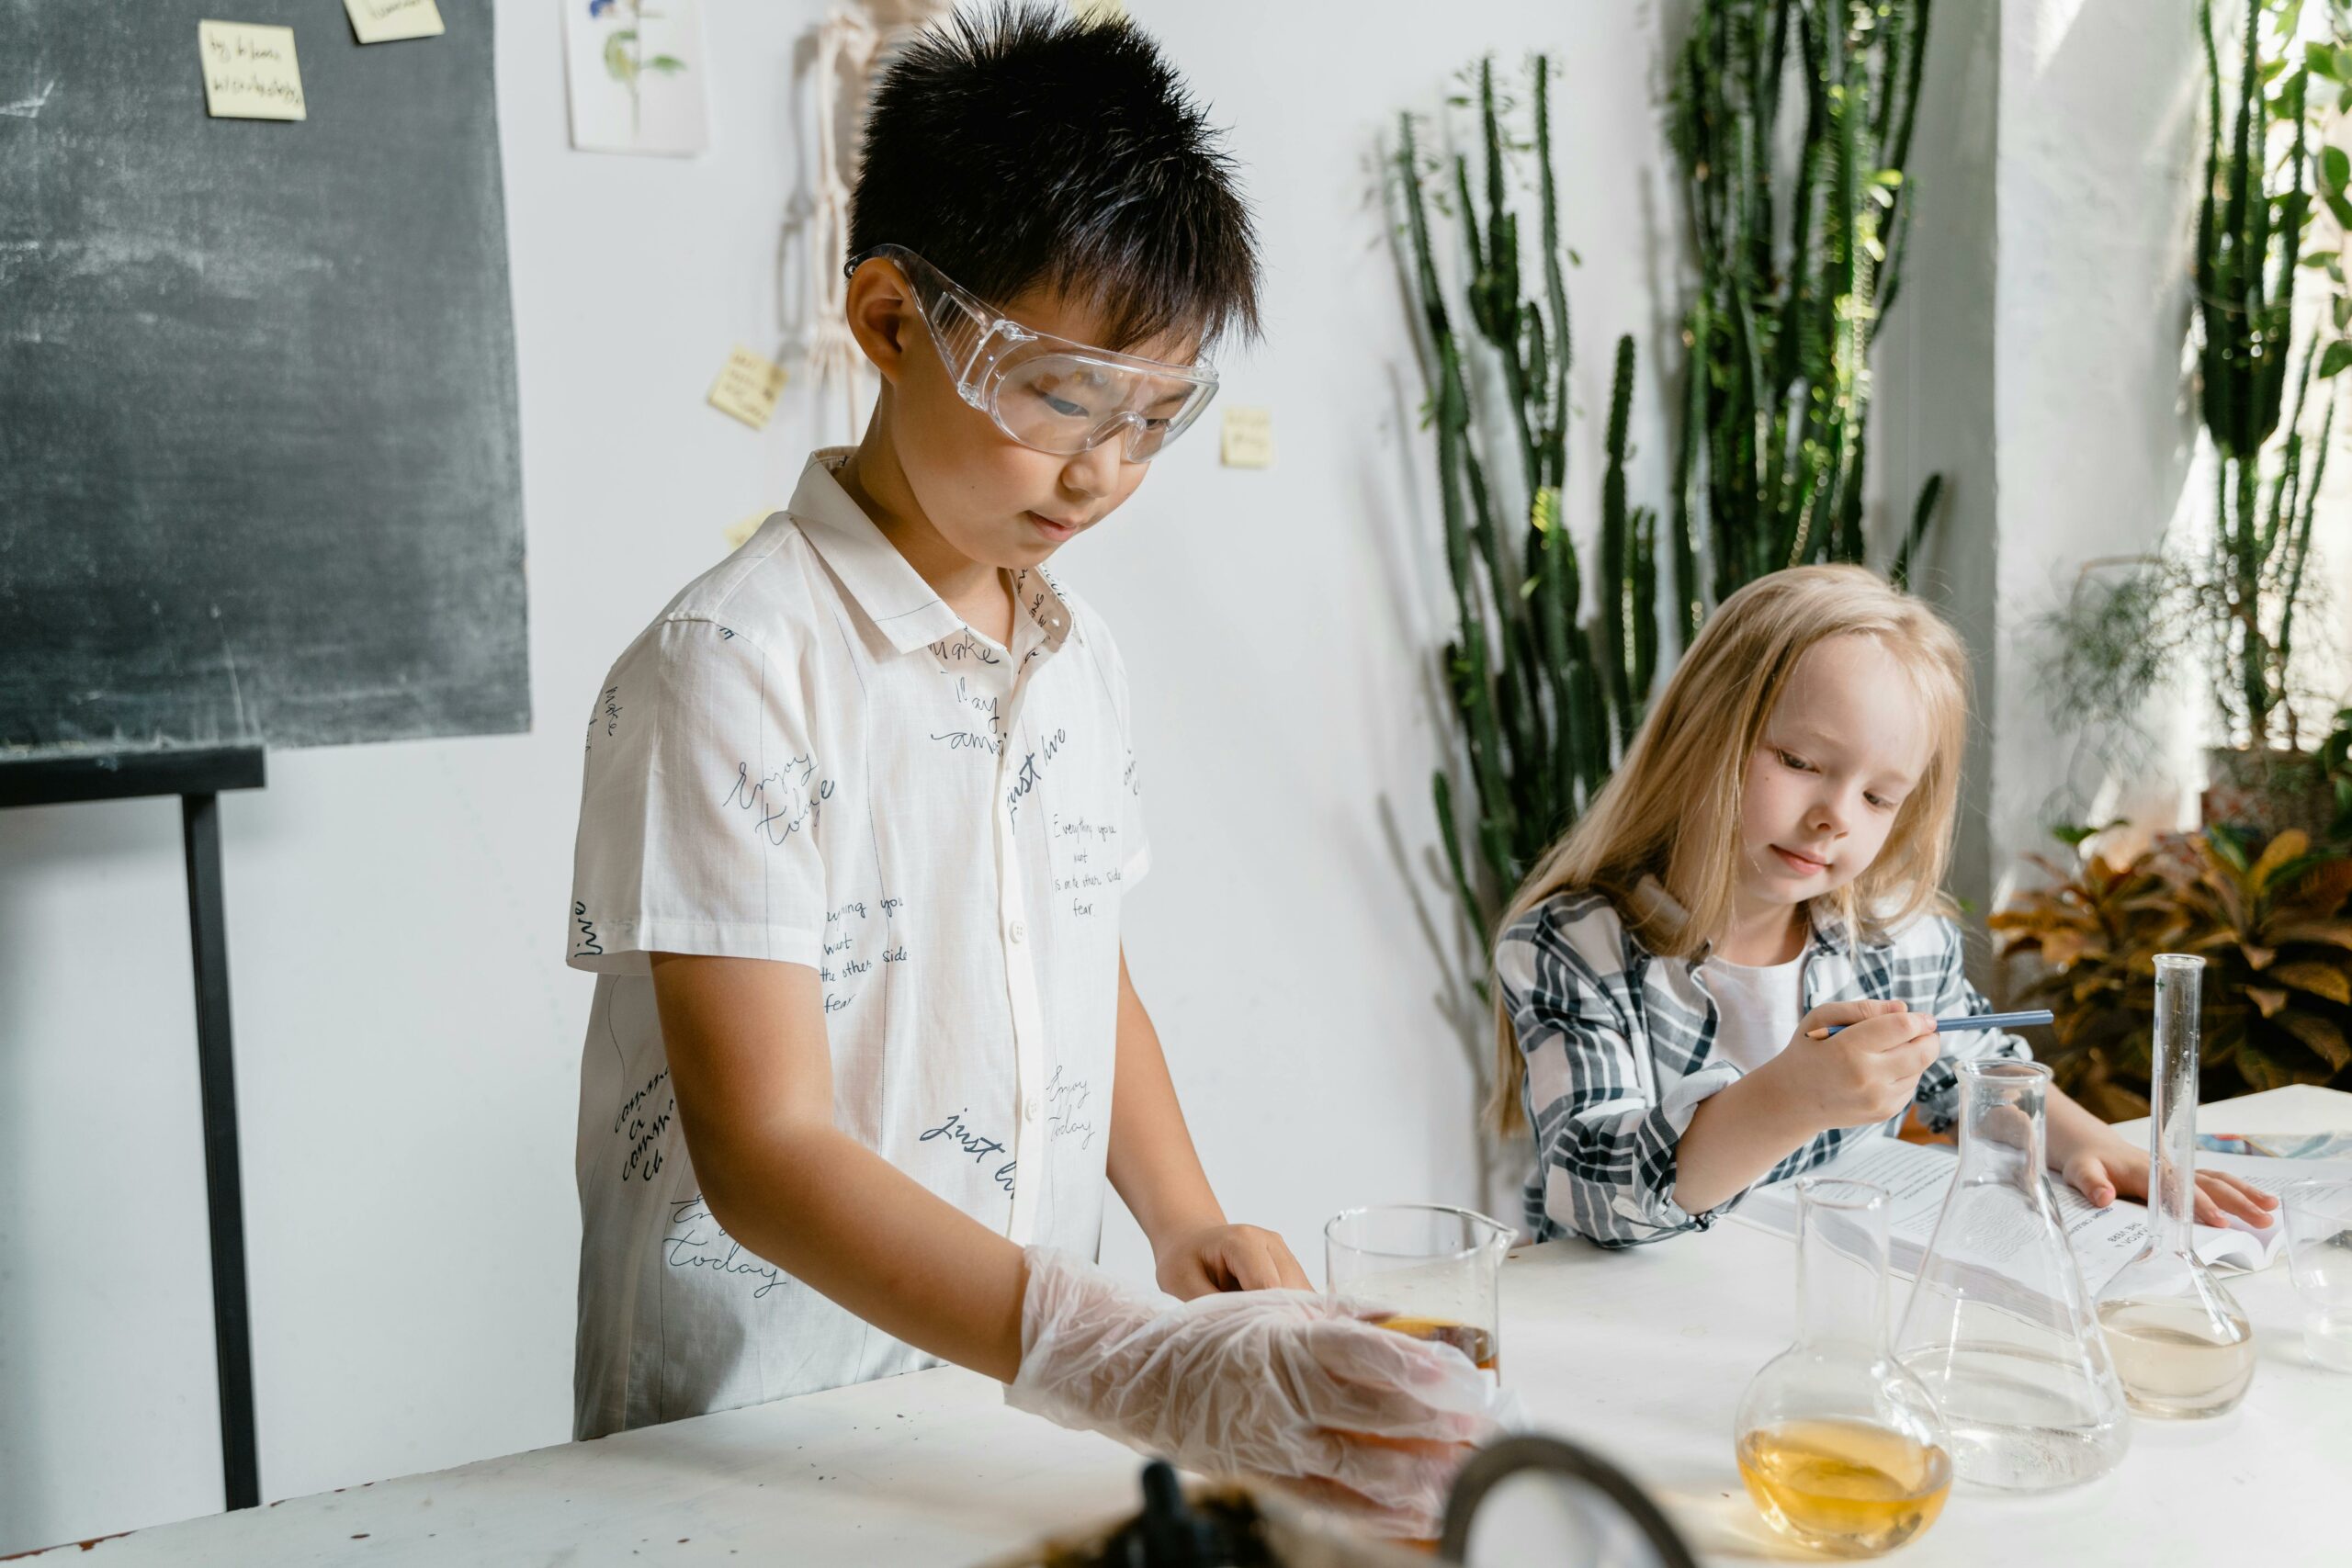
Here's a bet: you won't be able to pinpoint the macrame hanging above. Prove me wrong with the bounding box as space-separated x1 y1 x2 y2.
789 0 953 445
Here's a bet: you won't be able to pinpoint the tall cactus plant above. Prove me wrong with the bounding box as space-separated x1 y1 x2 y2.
2197 0 2331 751
1667 0 1938 637
1398 56 1659 982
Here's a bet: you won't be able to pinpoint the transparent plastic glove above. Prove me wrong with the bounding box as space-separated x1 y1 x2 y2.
1006 1247 1512 1538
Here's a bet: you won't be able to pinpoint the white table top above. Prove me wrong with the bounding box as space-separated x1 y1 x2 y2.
39 1085 2352 1565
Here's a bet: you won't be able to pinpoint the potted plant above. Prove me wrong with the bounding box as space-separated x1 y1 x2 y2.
1992 824 2352 1119
2035 4 2345 840
2193 0 2341 830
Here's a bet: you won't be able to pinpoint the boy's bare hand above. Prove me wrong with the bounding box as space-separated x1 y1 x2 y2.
1766 998 1940 1132
1157 1222 1313 1297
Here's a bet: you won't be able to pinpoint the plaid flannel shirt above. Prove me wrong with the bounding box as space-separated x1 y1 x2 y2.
1496 881 2030 1248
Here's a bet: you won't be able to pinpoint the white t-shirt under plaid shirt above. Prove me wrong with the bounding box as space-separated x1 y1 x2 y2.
1495 880 2030 1248
565 448 1148 1437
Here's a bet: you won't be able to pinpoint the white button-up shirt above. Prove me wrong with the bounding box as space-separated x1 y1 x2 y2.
565 449 1148 1438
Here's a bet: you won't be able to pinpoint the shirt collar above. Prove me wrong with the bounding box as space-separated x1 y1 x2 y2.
1008 564 1077 656
787 448 1076 658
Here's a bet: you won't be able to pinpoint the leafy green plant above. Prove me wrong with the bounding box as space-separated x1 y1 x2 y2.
2298 1 2352 378
1993 826 2352 1116
2196 0 2334 751
1666 0 1939 637
2033 559 2198 783
2037 4 2343 800
1397 56 1658 988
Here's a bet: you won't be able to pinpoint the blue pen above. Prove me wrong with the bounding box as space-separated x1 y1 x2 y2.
1811 1008 2054 1039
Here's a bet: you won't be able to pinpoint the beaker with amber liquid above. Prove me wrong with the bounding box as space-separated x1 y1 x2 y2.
1325 1204 1510 1382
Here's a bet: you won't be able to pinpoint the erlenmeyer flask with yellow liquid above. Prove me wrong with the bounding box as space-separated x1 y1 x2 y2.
1733 1179 1952 1558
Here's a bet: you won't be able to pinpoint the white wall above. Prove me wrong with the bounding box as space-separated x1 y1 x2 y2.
1873 0 2002 942
1989 0 2207 888
0 0 1687 1551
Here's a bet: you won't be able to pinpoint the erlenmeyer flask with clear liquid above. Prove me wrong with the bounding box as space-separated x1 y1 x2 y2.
1893 1059 2131 1489
1733 1179 1951 1558
2094 953 2256 1416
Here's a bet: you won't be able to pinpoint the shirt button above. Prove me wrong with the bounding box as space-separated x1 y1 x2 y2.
1009 920 1027 944
1024 1097 1041 1123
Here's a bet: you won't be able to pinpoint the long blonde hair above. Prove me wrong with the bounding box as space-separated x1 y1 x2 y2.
1487 564 1972 1134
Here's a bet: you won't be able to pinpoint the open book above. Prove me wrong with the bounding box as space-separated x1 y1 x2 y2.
1733 1134 2352 1298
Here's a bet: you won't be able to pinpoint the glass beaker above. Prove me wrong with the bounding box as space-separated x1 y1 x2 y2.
2093 953 2255 1416
1894 1059 2131 1490
1325 1204 1510 1381
1733 1179 1951 1559
2280 1179 2352 1373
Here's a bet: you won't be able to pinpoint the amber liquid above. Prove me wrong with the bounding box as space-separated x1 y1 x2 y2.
1736 1419 1952 1558
1364 1316 1499 1555
1367 1314 1499 1377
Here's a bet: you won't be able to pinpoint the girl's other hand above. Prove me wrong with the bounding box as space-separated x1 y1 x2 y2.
2062 1134 2280 1227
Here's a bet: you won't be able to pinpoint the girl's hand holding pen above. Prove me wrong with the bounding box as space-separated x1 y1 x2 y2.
1766 998 1941 1131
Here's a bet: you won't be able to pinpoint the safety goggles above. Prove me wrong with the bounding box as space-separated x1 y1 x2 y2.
848 244 1220 462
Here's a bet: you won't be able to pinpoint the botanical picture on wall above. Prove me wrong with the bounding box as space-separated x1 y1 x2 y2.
563 0 710 157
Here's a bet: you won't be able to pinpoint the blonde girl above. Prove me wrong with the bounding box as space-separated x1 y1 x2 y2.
1489 565 2274 1247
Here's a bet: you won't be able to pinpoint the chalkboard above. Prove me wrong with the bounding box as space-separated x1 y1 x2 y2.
0 1 528 758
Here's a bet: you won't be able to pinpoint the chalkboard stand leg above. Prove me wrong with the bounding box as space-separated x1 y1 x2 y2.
0 747 267 1514
183 791 260 1512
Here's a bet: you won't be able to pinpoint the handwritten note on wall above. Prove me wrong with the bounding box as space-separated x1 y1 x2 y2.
1220 405 1272 468
198 20 307 121
707 346 788 431
345 0 446 45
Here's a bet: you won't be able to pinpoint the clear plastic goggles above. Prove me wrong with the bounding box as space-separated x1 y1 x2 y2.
849 244 1219 461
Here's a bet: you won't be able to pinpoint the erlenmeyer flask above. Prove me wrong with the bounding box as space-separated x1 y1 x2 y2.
1733 1179 1951 1558
2094 953 2256 1416
1893 1059 2130 1489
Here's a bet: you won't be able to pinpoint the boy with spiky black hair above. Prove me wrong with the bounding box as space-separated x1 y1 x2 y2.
565 3 1504 1538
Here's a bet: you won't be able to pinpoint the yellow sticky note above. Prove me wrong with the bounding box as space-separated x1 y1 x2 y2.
723 509 777 551
707 346 788 431
198 20 307 121
345 0 446 45
1220 405 1272 468
1072 0 1129 22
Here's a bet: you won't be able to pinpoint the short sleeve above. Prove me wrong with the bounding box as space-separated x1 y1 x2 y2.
567 618 830 976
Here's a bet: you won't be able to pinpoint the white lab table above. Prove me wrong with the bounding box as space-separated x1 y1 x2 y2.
27 1086 2351 1565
